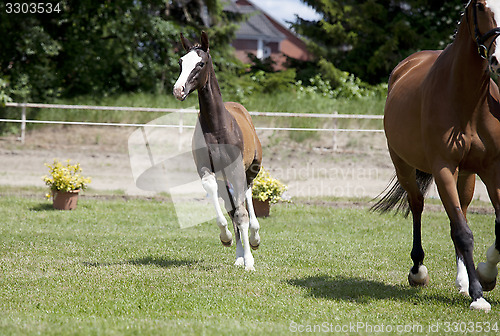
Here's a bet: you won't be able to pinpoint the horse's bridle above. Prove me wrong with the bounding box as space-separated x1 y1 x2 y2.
468 0 500 59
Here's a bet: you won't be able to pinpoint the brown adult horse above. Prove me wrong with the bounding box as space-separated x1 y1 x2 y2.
173 32 263 271
373 0 500 311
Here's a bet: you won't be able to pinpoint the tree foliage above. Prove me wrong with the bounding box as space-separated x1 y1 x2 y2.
293 0 465 84
0 0 241 102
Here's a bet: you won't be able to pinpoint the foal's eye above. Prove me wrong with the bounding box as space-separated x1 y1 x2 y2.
197 62 205 67
477 3 485 11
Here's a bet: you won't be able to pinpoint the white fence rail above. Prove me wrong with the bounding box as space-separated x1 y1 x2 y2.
1 102 384 146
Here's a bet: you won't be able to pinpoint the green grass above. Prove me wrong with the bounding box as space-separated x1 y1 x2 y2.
1 194 499 335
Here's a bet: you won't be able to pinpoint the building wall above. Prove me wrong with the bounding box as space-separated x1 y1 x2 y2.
230 0 312 70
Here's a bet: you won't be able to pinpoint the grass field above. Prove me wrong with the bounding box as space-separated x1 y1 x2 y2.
1 192 500 335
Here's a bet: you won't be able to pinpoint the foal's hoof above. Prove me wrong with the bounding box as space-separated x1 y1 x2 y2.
470 298 491 312
250 243 260 250
477 262 498 292
220 237 233 247
408 265 430 287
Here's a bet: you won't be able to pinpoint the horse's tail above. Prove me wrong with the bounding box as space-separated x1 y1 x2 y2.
370 170 433 218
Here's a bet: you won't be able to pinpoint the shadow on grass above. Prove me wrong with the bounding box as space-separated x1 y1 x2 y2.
30 203 55 211
287 274 500 307
83 256 198 268
128 256 196 268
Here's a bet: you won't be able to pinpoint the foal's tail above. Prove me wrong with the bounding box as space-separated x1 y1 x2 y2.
370 170 433 218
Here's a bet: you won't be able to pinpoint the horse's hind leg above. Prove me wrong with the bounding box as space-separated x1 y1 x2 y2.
200 169 233 246
476 171 500 292
455 173 475 296
389 150 429 286
245 187 260 250
233 202 255 271
222 180 256 270
433 165 489 311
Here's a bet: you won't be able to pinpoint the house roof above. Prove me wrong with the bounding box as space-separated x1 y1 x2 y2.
225 2 285 42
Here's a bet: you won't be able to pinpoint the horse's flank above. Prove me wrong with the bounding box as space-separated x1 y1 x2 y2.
224 101 262 176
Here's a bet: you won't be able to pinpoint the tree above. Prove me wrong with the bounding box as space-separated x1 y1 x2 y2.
0 0 241 102
293 0 465 84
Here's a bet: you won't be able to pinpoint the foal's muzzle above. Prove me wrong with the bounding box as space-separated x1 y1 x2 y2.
173 85 187 101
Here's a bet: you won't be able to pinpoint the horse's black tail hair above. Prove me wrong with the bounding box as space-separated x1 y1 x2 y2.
370 170 434 218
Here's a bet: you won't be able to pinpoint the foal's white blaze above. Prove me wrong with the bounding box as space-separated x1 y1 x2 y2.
486 0 500 72
173 50 202 100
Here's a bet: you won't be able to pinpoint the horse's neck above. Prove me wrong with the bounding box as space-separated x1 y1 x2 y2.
197 61 232 134
448 16 490 103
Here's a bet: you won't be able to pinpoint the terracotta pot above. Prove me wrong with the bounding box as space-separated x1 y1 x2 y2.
52 190 79 210
252 198 270 217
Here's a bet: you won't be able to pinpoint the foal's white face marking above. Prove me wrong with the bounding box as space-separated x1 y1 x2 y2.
173 50 202 100
486 0 500 72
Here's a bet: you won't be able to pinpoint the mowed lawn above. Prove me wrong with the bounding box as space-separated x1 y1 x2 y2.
1 194 500 335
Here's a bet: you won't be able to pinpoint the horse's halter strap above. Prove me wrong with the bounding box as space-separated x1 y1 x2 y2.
470 0 500 59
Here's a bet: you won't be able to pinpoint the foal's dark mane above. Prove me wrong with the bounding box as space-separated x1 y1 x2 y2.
188 44 203 52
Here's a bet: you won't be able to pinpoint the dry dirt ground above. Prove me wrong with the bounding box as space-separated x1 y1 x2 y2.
0 124 491 206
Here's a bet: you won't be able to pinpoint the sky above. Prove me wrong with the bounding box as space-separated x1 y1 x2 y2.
249 0 321 27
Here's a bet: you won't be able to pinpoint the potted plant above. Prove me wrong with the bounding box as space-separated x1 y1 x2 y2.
43 159 91 210
251 167 288 217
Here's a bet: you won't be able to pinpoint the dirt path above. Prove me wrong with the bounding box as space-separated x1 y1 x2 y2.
0 125 490 204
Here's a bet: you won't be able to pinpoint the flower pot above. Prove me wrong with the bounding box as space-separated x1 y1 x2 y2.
52 190 79 210
252 198 270 217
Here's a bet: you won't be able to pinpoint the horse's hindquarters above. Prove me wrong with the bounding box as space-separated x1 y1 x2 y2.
384 51 440 172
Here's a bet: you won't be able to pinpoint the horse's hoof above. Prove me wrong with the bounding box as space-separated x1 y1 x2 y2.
408 265 430 287
250 243 260 250
220 235 233 247
235 257 245 267
245 265 256 271
459 289 470 297
477 262 498 292
220 239 233 247
479 277 496 292
470 298 491 312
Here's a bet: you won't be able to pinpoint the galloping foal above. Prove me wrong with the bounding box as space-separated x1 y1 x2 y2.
173 32 263 271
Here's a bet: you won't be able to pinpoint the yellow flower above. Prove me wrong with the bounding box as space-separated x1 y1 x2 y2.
42 159 91 197
251 167 288 204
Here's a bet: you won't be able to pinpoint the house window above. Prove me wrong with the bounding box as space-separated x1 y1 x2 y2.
257 39 264 59
257 39 272 60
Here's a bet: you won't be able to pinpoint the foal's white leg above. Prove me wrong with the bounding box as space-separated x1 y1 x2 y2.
477 244 500 291
201 170 232 246
455 256 469 296
234 229 245 267
245 187 260 249
234 206 255 271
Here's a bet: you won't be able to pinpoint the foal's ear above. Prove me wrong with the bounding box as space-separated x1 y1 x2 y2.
200 31 209 52
180 33 193 51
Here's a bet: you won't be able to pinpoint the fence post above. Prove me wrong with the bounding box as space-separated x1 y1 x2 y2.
178 113 183 151
332 111 338 152
20 103 26 144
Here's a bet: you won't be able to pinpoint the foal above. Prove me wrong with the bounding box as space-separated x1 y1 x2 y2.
173 32 262 271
